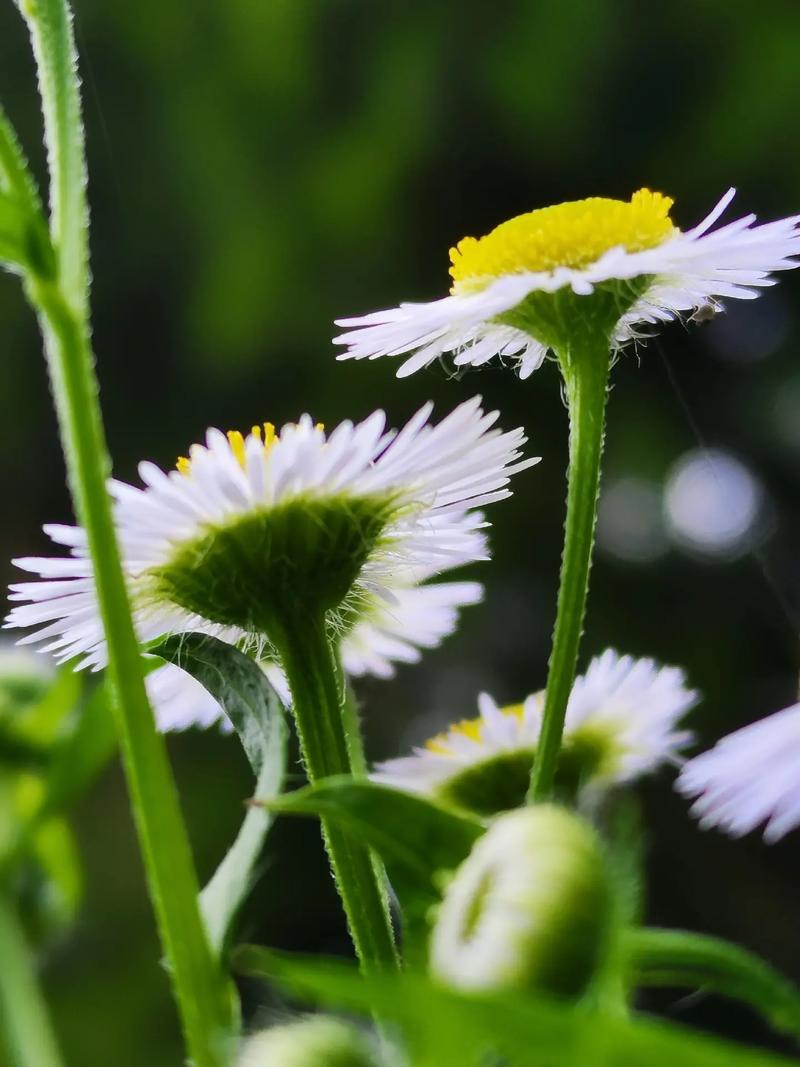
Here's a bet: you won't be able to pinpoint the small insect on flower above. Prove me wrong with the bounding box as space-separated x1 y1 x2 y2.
375 649 697 814
334 189 800 378
6 400 538 731
677 701 800 843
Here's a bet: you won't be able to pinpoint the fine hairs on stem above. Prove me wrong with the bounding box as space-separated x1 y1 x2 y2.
7 0 232 1062
271 610 398 972
528 337 610 802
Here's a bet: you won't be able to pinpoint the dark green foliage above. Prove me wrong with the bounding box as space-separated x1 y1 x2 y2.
152 633 288 955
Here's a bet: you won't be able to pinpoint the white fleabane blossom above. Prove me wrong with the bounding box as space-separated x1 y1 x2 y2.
335 189 800 378
148 572 482 732
375 649 697 810
7 400 537 731
677 702 800 843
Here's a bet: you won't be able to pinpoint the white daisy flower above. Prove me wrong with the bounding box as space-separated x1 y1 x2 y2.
145 660 292 733
147 574 482 732
374 649 697 813
6 400 536 730
677 703 800 843
334 188 800 378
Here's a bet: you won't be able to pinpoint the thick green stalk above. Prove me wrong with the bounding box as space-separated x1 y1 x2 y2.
0 896 64 1067
275 612 398 971
528 337 610 802
14 0 86 310
627 928 800 1039
27 281 233 1063
11 0 232 1061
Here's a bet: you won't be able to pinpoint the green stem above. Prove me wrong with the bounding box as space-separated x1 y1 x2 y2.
13 0 87 311
0 895 64 1067
626 928 800 1040
11 0 233 1061
528 336 610 803
275 612 398 971
26 278 233 1066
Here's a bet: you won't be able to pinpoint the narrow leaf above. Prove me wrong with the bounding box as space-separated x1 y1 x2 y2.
627 927 800 1040
0 190 54 277
152 634 288 955
236 947 799 1067
260 778 484 964
261 778 483 901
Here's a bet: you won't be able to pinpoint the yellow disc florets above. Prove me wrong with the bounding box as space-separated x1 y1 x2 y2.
176 421 324 475
449 189 676 292
425 703 525 755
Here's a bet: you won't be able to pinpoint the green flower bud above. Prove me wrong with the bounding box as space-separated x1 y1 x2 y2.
0 647 54 720
430 805 611 998
239 1017 377 1067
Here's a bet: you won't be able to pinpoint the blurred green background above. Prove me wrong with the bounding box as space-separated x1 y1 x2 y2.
2 0 800 1062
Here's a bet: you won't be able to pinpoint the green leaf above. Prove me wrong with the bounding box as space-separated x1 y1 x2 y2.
627 927 800 1040
26 817 82 942
0 190 54 277
235 947 799 1067
152 634 288 956
262 778 482 895
38 680 117 821
0 102 42 207
4 667 81 753
260 778 483 963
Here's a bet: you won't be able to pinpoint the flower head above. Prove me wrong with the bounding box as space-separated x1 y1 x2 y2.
6 400 536 730
0 643 55 719
238 1016 376 1067
677 702 800 843
374 649 697 813
430 806 611 997
335 189 800 378
147 573 482 731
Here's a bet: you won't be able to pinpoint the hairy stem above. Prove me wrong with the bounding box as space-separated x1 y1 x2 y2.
275 612 398 971
528 337 610 802
12 0 233 1061
627 927 800 1039
0 896 64 1067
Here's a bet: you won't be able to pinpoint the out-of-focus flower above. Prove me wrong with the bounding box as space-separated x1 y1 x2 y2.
677 702 800 843
375 649 697 813
239 1016 376 1067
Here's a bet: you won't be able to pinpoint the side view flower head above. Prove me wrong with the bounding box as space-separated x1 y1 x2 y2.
5 399 538 729
375 649 697 814
149 569 483 731
677 702 800 843
335 189 800 378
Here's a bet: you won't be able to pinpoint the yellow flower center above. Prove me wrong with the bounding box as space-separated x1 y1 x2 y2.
449 189 676 292
176 421 322 474
425 702 526 755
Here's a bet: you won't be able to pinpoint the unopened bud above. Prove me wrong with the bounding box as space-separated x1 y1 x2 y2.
430 805 611 997
239 1016 376 1067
